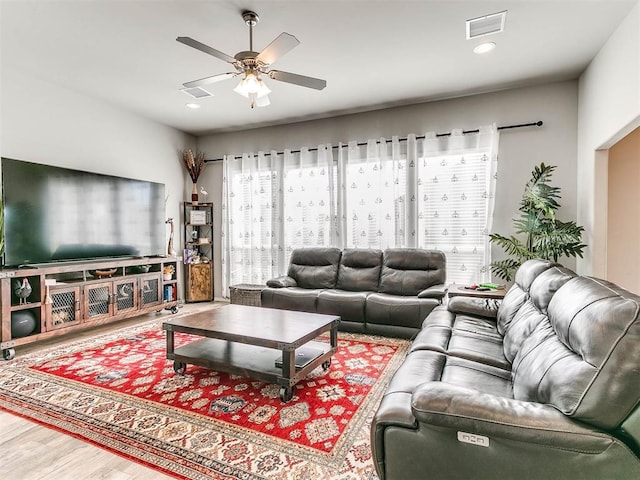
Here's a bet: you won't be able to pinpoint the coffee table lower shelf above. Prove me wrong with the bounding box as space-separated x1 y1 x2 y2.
168 338 334 402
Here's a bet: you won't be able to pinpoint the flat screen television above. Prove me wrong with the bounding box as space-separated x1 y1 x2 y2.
1 158 166 267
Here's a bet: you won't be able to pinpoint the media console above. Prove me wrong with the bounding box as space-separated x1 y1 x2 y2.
0 256 179 360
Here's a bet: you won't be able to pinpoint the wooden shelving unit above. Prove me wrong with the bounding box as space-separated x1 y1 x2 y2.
0 256 179 360
183 202 214 302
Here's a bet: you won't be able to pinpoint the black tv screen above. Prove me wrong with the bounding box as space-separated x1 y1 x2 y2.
2 158 166 267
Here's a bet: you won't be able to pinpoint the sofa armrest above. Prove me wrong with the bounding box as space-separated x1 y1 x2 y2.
417 284 447 300
411 382 614 452
447 296 499 319
266 276 297 288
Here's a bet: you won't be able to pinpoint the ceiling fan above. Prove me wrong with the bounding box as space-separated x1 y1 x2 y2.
177 10 327 108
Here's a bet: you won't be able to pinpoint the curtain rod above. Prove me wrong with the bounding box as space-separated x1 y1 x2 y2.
204 120 543 163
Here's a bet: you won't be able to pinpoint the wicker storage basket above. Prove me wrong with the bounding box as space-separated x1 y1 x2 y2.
229 284 264 306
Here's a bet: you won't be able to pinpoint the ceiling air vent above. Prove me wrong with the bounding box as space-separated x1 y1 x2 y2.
466 11 507 39
180 86 213 98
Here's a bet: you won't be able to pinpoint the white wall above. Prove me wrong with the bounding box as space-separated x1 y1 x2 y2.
1 67 196 298
198 81 579 298
577 1 640 277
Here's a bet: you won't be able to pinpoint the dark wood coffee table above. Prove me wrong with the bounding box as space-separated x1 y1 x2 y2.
162 304 340 402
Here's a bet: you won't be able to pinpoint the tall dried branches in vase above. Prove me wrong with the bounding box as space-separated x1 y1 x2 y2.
181 148 206 204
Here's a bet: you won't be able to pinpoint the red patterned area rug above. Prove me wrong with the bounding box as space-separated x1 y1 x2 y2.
0 307 408 479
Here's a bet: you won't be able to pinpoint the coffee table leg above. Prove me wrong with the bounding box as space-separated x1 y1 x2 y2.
279 349 295 402
330 324 338 349
166 329 175 357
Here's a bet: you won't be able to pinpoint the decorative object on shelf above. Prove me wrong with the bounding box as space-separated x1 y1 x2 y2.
489 163 586 281
51 310 70 326
184 248 199 264
200 186 208 202
11 310 37 338
189 209 207 225
91 269 117 278
13 278 32 304
163 264 175 281
181 148 206 205
165 217 176 256
133 264 150 273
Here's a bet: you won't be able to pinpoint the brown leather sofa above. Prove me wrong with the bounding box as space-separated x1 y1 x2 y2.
371 259 640 479
261 247 447 338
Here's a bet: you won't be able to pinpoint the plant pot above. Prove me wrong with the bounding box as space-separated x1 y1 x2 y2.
163 274 172 281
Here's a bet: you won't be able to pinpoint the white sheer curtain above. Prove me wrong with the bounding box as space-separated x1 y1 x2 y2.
221 146 335 297
221 126 499 295
416 125 499 284
336 138 410 249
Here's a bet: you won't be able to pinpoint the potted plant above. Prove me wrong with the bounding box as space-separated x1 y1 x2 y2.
163 265 175 281
489 163 586 281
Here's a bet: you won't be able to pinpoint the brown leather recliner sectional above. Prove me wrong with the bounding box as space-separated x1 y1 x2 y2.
261 247 447 338
371 259 640 479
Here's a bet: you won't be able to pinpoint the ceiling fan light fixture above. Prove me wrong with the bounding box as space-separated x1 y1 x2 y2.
179 10 326 109
256 94 271 107
256 78 271 97
234 71 270 95
235 71 271 107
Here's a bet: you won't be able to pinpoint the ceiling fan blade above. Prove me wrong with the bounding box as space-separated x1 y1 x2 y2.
256 33 299 66
176 36 236 64
268 70 327 90
183 72 237 88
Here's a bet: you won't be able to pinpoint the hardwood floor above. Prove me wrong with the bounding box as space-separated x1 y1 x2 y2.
0 411 175 480
0 302 221 480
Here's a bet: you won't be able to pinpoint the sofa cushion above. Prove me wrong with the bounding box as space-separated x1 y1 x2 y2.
336 248 382 292
287 247 342 289
501 265 576 363
379 249 445 296
259 286 321 313
317 289 369 323
497 259 558 335
413 307 510 370
512 276 640 430
366 292 439 331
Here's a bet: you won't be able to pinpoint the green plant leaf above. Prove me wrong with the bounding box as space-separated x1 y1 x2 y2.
489 162 586 277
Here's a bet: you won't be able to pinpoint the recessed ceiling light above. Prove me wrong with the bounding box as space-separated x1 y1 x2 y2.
185 103 201 109
473 42 496 54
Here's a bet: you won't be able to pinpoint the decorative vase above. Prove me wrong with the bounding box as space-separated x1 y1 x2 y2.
11 310 37 338
191 183 199 205
163 273 172 281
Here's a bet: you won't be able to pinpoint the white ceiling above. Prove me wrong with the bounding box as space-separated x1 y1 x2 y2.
1 1 636 136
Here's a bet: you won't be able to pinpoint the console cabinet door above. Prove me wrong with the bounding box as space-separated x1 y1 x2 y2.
83 282 114 321
186 264 213 302
113 278 139 315
139 274 162 308
48 285 81 330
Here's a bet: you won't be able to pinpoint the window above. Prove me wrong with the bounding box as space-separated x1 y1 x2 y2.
222 126 498 294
